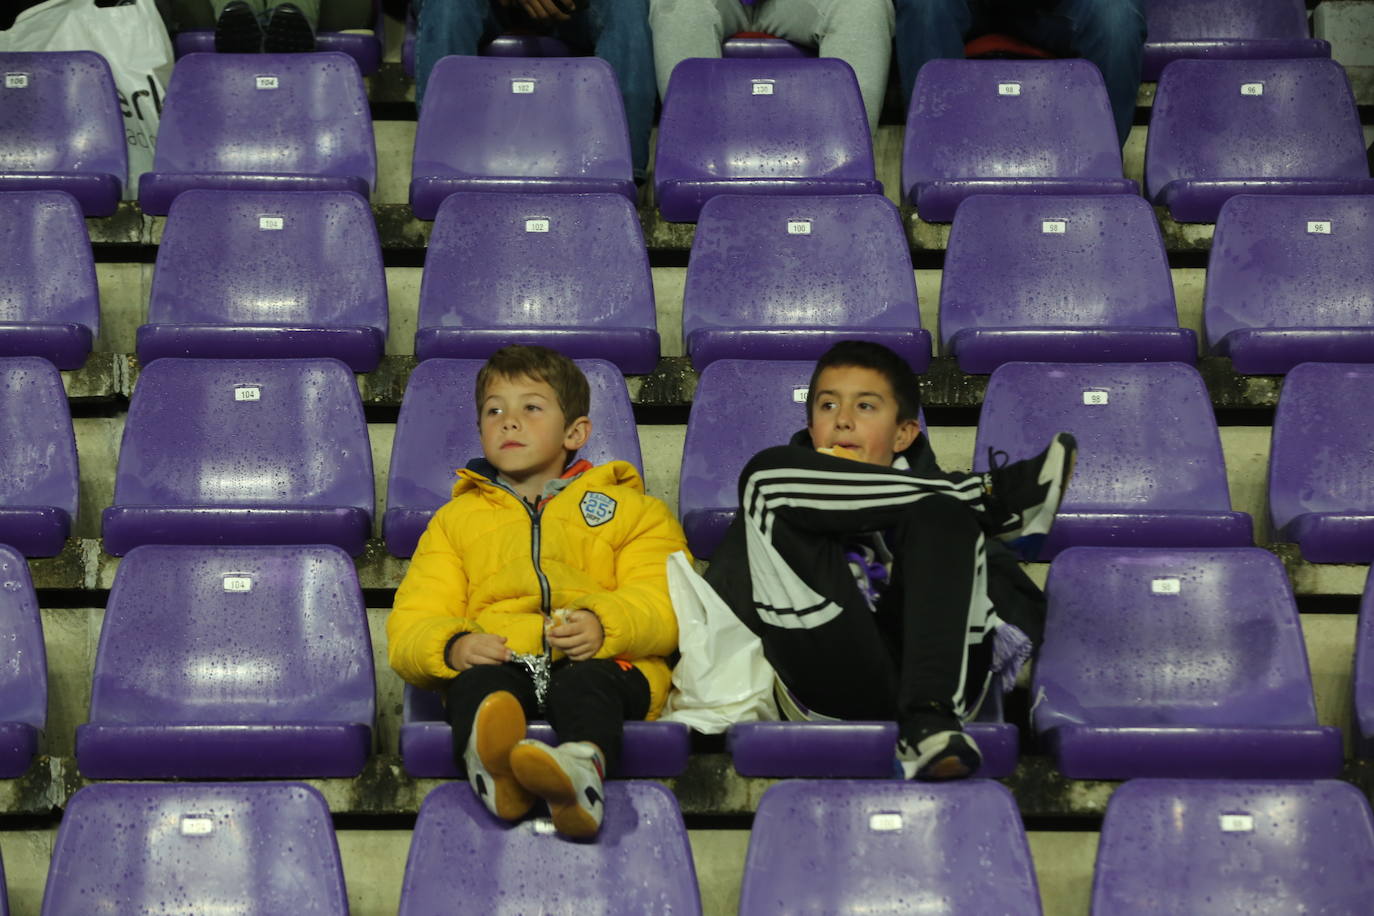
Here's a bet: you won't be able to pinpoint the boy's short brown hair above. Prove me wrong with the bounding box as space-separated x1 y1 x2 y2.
474 345 591 424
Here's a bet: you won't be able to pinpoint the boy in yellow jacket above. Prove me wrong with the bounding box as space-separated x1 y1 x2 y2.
388 345 685 838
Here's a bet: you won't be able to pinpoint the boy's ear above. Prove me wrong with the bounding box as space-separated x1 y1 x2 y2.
893 418 920 454
563 415 592 451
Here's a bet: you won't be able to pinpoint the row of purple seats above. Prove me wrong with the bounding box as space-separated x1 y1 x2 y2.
30 778 1374 915
36 780 700 915
1142 0 1330 80
9 185 1372 380
742 778 1374 915
7 538 1373 786
5 49 1368 229
3 353 1372 567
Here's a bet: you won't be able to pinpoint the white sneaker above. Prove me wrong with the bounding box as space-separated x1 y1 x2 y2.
509 738 606 839
464 690 534 821
896 730 983 781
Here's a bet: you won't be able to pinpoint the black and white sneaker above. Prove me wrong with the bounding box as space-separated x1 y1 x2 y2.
896 730 982 781
464 690 534 822
264 3 315 53
509 739 606 839
214 0 262 53
982 432 1078 559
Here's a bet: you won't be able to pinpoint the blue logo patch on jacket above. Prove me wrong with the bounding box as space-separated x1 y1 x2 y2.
580 491 617 527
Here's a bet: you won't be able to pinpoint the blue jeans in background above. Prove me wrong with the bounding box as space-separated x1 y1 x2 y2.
413 0 657 179
894 0 1146 146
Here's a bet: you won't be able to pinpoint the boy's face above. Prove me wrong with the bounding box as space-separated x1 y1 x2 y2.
808 365 919 467
479 373 590 484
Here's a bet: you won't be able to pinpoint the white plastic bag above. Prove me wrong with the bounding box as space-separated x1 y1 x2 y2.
1 0 174 197
661 550 778 733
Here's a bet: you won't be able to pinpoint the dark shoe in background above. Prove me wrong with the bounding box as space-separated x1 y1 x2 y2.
264 2 315 53
213 0 262 52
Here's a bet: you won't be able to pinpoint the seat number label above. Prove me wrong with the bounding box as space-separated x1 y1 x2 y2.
4 73 28 89
787 220 811 235
1082 390 1109 406
1307 221 1331 234
869 813 903 831
752 80 774 95
998 82 1021 96
792 387 809 403
511 80 535 94
256 76 279 90
1220 814 1254 832
1042 220 1066 234
1151 578 1181 595
525 218 550 233
234 386 261 402
181 816 214 836
1240 82 1264 96
258 216 284 230
223 575 253 593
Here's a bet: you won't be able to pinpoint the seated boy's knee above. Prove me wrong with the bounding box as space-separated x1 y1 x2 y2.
899 492 979 534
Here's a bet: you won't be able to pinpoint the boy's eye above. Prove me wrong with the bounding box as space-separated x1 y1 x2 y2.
485 407 503 417
525 403 541 412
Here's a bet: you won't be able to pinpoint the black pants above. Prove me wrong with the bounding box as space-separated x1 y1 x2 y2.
444 658 650 776
723 445 999 745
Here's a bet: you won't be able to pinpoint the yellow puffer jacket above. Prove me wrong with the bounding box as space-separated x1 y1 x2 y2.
387 459 687 718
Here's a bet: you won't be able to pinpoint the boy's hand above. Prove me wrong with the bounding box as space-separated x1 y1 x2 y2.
546 610 604 661
447 633 512 672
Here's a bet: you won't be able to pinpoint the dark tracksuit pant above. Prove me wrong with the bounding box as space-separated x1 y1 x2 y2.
445 658 650 776
710 444 1015 745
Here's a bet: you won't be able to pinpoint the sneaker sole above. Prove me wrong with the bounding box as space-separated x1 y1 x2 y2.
1016 433 1077 539
474 691 534 821
509 742 600 839
918 753 975 781
214 5 262 53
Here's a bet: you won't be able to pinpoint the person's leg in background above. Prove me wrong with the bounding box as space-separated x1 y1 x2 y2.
755 0 896 133
893 0 985 111
559 0 660 181
997 0 1146 147
412 0 495 107
264 0 319 51
213 0 267 52
646 0 750 107
213 0 319 50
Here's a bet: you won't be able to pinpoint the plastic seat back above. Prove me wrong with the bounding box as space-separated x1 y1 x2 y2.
683 194 929 371
416 192 657 372
141 189 387 370
0 356 78 557
0 544 45 778
0 190 98 368
42 783 349 915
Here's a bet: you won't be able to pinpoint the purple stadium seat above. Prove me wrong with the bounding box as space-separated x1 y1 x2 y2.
973 362 1251 560
0 190 98 369
1359 569 1374 758
1268 362 1374 563
654 59 882 223
1092 780 1374 914
138 52 376 216
683 195 929 371
102 358 374 557
942 195 1195 372
416 193 658 372
0 51 126 216
384 358 640 557
410 56 634 220
139 189 387 370
679 360 932 557
172 3 385 74
728 688 1019 780
1205 195 1374 373
0 545 45 779
740 781 1040 915
901 59 1137 222
1034 546 1341 779
76 544 374 779
398 781 700 915
0 357 78 557
400 684 689 778
1146 59 1374 223
1142 0 1330 81
42 783 348 915
721 35 814 58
